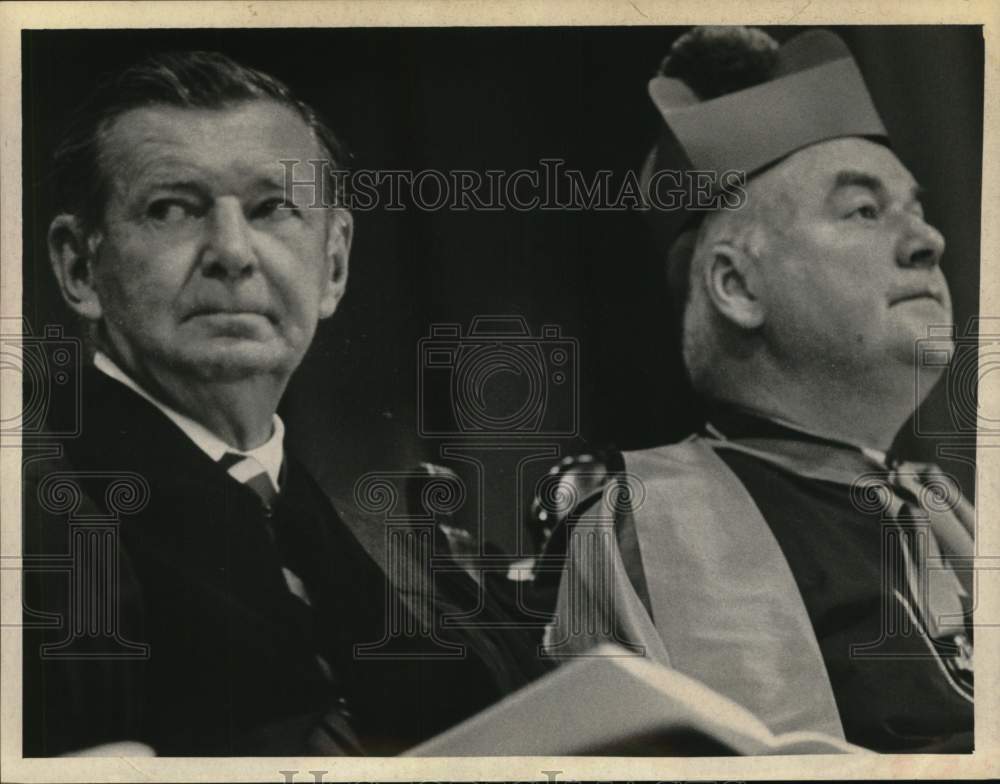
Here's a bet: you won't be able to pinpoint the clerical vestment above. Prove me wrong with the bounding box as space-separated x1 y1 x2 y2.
542 412 973 752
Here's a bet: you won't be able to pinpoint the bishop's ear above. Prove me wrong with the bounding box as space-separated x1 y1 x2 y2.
701 240 766 330
48 215 104 321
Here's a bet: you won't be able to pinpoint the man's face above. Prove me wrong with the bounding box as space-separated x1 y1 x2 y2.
81 100 348 384
750 137 952 384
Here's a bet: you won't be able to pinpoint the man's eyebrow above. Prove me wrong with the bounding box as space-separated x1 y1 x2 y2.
252 175 287 191
831 170 885 195
140 180 204 192
125 175 208 197
830 170 925 203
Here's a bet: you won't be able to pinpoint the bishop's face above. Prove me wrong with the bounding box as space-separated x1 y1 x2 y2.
749 137 952 396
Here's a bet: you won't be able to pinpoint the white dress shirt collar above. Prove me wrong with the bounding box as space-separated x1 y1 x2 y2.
93 351 285 491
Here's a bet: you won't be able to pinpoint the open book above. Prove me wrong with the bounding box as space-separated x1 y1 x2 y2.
407 644 865 756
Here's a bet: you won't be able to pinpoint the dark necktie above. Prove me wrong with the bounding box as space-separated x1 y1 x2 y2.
217 451 362 753
217 452 313 607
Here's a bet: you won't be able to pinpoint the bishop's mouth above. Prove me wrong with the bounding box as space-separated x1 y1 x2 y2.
888 291 944 307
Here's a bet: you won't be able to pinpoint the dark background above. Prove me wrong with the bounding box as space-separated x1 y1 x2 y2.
22 26 984 551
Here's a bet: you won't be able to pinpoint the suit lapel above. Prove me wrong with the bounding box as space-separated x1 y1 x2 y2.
69 369 301 631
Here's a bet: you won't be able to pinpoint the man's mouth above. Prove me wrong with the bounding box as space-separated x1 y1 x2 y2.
187 306 277 324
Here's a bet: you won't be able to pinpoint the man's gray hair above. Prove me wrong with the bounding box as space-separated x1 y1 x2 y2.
50 50 350 232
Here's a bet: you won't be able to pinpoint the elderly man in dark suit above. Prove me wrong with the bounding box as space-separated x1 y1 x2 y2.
23 51 534 757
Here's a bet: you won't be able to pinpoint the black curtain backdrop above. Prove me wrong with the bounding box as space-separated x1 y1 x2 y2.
22 26 983 551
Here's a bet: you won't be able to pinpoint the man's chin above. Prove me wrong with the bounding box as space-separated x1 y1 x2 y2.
170 342 299 382
884 331 953 404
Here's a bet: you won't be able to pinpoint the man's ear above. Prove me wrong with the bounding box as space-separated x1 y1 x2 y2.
48 214 104 321
318 208 352 319
702 240 766 330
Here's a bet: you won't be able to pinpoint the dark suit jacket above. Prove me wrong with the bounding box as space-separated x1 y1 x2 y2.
23 368 535 756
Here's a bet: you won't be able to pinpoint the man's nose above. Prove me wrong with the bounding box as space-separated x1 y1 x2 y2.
202 198 257 278
897 215 945 270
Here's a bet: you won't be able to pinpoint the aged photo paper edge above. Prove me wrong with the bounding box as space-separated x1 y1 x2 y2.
0 1 997 781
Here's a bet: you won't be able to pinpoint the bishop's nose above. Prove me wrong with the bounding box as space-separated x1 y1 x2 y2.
897 215 945 270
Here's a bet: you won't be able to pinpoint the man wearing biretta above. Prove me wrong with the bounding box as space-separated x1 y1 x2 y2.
541 27 973 753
